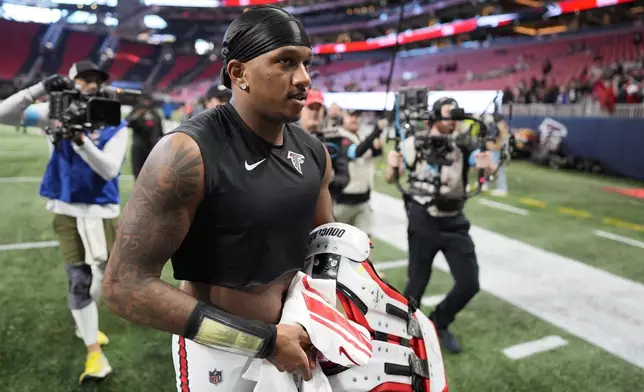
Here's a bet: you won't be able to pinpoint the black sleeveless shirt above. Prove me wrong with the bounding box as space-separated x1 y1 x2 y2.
170 104 327 288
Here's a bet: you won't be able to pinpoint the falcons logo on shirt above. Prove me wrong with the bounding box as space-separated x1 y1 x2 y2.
287 151 305 175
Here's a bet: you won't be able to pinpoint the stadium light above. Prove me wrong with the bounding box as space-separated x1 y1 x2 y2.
195 38 214 55
143 14 167 29
147 33 176 44
51 0 118 6
141 0 284 7
1 3 63 24
104 14 119 26
143 0 217 5
67 10 98 24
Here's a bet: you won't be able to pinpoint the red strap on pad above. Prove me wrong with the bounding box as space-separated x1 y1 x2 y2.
333 260 436 392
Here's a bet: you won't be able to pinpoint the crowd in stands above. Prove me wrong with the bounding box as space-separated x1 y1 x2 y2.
501 32 644 112
4 16 641 117
313 29 644 115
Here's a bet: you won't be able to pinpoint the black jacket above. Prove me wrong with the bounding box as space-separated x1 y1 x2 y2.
314 130 350 196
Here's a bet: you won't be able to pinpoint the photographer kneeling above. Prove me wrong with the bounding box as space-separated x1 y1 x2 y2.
385 97 496 354
0 61 127 382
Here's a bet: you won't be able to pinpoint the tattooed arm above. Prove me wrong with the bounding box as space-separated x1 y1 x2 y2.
105 132 321 370
103 132 203 334
313 147 335 227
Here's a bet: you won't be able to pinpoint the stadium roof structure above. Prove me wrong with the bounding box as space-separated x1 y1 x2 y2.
1 0 641 57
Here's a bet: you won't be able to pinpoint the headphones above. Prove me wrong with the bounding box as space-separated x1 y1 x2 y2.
430 97 459 121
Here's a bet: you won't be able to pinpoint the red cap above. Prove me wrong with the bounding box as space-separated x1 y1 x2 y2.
306 89 324 107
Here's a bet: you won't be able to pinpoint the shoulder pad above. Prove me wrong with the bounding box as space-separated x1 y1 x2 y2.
307 223 370 262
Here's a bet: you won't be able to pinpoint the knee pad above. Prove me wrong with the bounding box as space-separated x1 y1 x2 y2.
65 264 93 310
306 223 449 392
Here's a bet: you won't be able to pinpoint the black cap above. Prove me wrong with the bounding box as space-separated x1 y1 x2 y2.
205 84 232 101
345 109 361 115
68 60 109 82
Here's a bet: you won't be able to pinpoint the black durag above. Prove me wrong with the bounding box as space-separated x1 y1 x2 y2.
220 5 311 89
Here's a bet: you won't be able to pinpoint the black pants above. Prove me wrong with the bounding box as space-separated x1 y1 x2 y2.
403 202 480 330
131 143 153 179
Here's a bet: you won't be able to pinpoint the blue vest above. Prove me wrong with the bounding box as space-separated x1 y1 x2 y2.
40 121 127 205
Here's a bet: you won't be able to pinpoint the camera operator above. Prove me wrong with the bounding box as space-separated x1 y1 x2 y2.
126 93 164 179
385 97 496 354
0 60 126 381
204 83 232 109
333 109 385 237
483 114 510 196
299 88 350 194
326 102 342 127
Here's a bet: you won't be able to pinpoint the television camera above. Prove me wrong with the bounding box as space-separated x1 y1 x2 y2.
393 86 512 207
46 86 141 147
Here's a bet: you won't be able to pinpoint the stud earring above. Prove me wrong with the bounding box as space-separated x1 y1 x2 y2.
240 83 248 90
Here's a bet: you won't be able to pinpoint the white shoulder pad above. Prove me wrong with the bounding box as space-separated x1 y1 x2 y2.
307 223 370 262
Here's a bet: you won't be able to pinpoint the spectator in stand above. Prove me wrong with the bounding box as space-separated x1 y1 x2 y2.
502 87 514 104
542 58 552 77
486 115 509 197
543 83 560 104
593 73 617 113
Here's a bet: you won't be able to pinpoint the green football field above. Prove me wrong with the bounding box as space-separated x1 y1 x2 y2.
1 126 643 392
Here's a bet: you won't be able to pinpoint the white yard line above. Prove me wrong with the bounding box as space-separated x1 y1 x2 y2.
0 240 59 251
478 198 530 216
593 230 644 250
0 177 42 183
371 192 644 369
421 294 446 308
502 336 569 360
373 259 408 271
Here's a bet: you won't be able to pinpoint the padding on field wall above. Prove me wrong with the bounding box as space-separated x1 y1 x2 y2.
510 116 644 181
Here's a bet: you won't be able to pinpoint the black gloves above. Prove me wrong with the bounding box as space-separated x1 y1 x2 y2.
43 74 74 93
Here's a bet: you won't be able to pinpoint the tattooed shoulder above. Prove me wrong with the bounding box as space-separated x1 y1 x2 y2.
110 132 205 273
136 133 205 207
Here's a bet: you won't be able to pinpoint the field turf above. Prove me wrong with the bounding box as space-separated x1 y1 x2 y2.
1 126 643 391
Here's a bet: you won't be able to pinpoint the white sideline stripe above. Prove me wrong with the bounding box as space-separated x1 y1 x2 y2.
373 259 408 271
0 240 59 251
0 175 134 183
371 192 644 369
421 295 446 308
0 176 42 183
503 336 569 360
593 230 644 250
479 198 530 216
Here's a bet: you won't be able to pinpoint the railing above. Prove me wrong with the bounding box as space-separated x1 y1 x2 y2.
503 102 644 119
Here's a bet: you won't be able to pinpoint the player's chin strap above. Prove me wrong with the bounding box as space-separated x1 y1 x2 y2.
306 223 448 392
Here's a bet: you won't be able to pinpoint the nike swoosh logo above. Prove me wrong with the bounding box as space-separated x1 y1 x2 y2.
245 158 266 171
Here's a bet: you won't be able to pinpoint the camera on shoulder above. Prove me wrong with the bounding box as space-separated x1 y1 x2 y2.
47 86 140 147
413 133 454 166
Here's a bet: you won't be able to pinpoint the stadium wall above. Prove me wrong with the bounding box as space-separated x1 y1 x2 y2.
510 116 644 181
